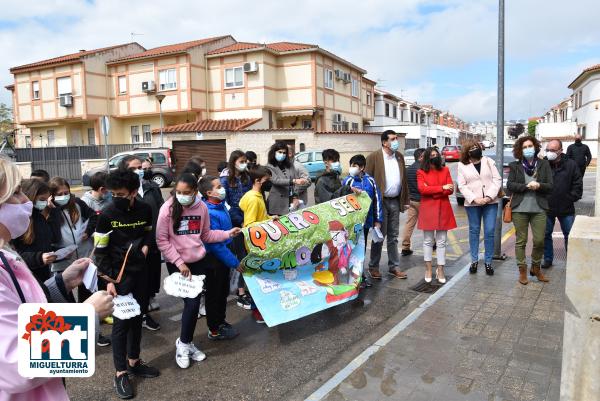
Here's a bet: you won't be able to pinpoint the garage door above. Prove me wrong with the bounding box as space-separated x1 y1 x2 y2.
172 139 227 177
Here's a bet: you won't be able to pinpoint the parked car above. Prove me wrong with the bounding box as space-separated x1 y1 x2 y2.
403 148 417 166
294 150 325 180
82 147 175 188
441 145 462 162
455 148 514 206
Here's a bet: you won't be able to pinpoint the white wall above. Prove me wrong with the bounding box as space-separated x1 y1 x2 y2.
536 121 577 139
572 73 600 141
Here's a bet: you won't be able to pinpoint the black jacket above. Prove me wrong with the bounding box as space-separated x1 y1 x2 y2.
547 156 582 216
314 171 351 204
566 142 592 168
506 159 553 211
406 161 421 202
95 199 154 279
137 180 164 249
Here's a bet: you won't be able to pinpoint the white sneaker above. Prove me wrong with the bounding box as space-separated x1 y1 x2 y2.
175 338 191 369
187 342 206 362
197 296 206 319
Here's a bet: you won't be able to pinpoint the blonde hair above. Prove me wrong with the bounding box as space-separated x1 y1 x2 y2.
0 157 22 205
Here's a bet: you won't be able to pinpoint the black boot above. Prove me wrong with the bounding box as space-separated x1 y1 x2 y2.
485 263 494 276
469 262 478 274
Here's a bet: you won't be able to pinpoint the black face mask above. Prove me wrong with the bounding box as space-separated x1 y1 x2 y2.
431 156 443 169
113 196 131 212
261 181 272 192
469 148 482 160
143 169 153 180
575 139 582 143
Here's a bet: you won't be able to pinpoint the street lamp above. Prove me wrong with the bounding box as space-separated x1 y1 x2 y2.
155 94 166 148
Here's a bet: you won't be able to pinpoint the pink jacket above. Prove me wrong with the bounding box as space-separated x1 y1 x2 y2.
0 247 69 401
156 196 230 267
457 156 503 206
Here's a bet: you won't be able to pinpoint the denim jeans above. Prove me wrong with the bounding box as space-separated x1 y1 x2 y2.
544 214 575 264
465 203 498 264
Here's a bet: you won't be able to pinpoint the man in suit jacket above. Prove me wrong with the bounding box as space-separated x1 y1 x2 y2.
365 130 410 279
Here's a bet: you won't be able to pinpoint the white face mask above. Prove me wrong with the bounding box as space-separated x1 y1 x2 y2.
34 200 48 211
201 167 207 177
0 201 33 239
236 163 247 172
213 187 227 201
54 194 71 206
135 169 144 180
176 194 194 206
546 151 558 161
349 166 360 177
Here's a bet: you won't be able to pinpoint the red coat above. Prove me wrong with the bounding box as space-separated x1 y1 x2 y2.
417 166 457 231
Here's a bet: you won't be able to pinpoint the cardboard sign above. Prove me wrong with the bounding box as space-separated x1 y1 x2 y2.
112 294 141 320
163 272 205 298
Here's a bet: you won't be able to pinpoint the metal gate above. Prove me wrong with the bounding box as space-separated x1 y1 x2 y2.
172 140 227 177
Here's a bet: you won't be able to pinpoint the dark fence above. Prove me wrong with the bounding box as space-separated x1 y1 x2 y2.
15 144 142 185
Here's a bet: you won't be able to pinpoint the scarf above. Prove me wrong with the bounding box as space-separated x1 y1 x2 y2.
521 158 537 176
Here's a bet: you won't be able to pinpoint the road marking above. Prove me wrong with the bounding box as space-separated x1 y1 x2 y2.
446 230 463 256
305 227 516 401
501 226 516 244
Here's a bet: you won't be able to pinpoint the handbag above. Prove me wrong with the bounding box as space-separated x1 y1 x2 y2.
502 195 513 223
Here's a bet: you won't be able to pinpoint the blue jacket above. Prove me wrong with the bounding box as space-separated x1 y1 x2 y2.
203 200 239 269
342 173 383 229
220 175 252 227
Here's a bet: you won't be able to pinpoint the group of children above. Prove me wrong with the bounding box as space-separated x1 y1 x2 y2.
14 144 385 400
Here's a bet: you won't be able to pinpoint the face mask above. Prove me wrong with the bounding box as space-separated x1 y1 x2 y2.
135 169 144 180
575 138 582 143
0 201 33 239
102 191 112 201
113 196 131 212
261 181 272 192
330 162 341 173
142 169 152 180
390 140 399 152
546 151 558 162
275 153 287 162
176 194 194 206
523 148 535 159
34 200 48 211
54 194 71 206
214 187 227 201
431 156 442 168
236 163 247 172
469 148 482 159
201 167 207 177
349 166 360 177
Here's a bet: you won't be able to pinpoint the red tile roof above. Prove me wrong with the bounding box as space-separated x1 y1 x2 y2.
315 131 386 135
207 42 263 55
207 41 318 56
266 42 317 52
110 36 231 63
152 118 261 133
10 43 138 73
568 63 600 89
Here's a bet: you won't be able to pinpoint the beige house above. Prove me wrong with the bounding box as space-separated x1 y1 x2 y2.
8 36 375 148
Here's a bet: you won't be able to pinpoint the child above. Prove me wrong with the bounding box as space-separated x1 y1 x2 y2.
81 171 111 212
95 170 159 399
315 149 353 204
239 166 273 323
155 174 240 369
342 154 384 288
199 175 244 339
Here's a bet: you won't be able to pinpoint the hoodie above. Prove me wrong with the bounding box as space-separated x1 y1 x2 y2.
239 189 269 227
314 170 351 204
203 200 239 269
156 196 230 267
220 174 252 227
81 190 109 212
342 172 383 230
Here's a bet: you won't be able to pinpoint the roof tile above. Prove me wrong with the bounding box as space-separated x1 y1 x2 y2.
111 36 230 63
208 41 317 56
207 42 263 55
152 118 261 133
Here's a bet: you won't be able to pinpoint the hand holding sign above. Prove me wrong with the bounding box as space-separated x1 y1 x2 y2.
112 293 141 320
163 272 205 298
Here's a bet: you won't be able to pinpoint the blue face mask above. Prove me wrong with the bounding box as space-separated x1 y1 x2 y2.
330 162 341 173
390 140 399 152
102 191 112 201
275 153 287 162
523 148 535 159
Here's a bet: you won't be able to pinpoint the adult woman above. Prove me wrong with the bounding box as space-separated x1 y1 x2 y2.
507 136 553 285
457 140 502 275
417 147 457 284
0 158 113 401
13 179 60 283
266 142 309 216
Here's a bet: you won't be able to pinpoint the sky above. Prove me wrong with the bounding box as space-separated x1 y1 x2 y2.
1 0 599 122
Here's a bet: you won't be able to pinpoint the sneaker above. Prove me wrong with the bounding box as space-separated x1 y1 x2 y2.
103 316 114 325
127 360 159 378
208 323 239 340
187 342 207 362
252 309 265 324
197 296 206 318
142 314 161 331
175 338 191 369
148 297 160 312
97 334 111 347
114 373 133 399
237 293 252 310
401 249 413 256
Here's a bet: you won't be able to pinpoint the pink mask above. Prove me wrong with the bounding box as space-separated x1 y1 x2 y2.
0 201 33 239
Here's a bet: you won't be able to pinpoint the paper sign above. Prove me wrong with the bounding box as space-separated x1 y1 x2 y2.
163 272 205 298
52 245 77 260
296 281 318 296
256 277 281 293
82 262 98 292
372 227 384 243
112 294 141 320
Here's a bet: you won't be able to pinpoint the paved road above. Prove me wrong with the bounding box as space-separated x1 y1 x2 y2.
67 164 594 401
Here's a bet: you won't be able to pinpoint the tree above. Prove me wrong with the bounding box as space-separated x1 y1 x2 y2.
527 120 538 137
0 103 13 134
508 123 525 139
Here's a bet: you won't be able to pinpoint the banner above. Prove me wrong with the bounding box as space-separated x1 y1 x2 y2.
241 192 371 327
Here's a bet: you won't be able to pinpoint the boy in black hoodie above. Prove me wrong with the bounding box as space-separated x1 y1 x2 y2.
315 148 353 204
95 170 159 399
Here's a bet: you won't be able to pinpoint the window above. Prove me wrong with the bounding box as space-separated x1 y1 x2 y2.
315 152 323 161
87 128 95 145
582 125 587 139
351 122 359 131
47 130 55 146
342 121 349 131
351 78 359 97
366 91 371 105
151 153 166 164
131 126 140 144
302 120 312 129
393 107 397 119
296 153 310 163
32 81 40 100
224 66 244 88
324 69 334 89
385 103 390 117
118 76 127 94
158 68 177 91
56 77 72 96
142 124 152 143
25 136 31 148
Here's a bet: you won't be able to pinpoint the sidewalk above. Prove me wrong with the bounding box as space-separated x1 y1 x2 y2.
322 255 565 401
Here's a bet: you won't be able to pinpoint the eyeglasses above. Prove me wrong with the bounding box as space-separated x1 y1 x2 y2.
97 243 132 284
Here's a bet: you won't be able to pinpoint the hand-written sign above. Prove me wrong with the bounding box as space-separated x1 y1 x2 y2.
112 293 141 320
163 272 205 298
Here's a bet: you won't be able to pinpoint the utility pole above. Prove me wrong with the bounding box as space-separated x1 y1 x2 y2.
493 0 506 260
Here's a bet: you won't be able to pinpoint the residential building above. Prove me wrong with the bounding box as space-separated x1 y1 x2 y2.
7 36 375 148
535 98 577 142
568 63 600 158
470 120 527 146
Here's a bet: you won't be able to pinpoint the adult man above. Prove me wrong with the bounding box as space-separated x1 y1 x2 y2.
401 148 425 256
365 130 410 279
119 155 164 331
287 144 311 206
566 133 592 177
543 139 583 268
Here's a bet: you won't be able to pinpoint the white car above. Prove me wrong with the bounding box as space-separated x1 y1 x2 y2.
403 148 417 165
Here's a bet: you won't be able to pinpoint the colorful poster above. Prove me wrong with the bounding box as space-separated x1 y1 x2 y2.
241 192 371 327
